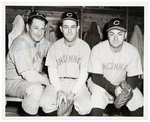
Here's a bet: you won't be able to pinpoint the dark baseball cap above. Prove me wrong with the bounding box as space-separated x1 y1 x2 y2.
60 11 79 22
28 11 48 24
106 18 127 32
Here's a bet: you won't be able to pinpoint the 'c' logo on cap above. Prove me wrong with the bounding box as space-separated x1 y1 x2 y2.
66 12 73 17
113 20 120 25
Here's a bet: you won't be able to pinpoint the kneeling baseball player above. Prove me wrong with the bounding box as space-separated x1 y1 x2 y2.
45 11 92 116
88 18 143 116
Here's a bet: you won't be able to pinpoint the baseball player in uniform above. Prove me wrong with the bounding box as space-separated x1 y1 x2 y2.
6 12 55 116
45 11 91 116
88 18 143 116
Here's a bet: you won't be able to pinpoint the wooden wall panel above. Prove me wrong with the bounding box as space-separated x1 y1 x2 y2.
82 13 121 33
5 6 144 42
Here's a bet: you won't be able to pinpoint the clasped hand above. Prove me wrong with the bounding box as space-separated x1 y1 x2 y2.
56 90 75 107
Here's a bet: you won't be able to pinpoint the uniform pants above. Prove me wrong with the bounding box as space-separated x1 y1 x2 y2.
42 79 92 115
6 79 55 115
88 79 143 111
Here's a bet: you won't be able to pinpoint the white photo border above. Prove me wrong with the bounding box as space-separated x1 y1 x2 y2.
0 0 149 121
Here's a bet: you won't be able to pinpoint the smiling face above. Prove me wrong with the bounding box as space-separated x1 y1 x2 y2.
107 29 127 52
60 19 79 45
26 18 46 43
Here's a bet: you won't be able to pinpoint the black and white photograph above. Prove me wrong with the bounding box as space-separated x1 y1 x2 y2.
0 0 149 121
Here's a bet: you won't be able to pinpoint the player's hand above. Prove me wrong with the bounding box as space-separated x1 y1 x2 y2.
56 90 67 108
115 86 123 97
41 77 50 86
114 81 133 109
67 92 75 103
57 92 74 116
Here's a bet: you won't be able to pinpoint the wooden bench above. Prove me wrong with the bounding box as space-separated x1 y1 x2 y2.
5 96 23 116
6 96 22 103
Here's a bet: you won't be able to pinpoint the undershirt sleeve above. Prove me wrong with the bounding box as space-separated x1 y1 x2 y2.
71 44 91 94
46 45 61 91
126 75 139 89
91 73 116 96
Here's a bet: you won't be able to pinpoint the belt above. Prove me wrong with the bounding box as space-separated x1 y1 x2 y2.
60 77 77 79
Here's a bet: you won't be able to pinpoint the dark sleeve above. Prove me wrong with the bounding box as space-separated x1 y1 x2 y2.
91 73 117 96
126 75 139 89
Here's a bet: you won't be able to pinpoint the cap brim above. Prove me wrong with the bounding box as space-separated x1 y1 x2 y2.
106 26 127 32
60 18 79 23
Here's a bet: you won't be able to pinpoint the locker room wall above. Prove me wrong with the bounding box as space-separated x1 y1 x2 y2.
5 6 144 54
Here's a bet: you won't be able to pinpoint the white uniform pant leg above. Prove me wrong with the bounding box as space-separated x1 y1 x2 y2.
60 79 92 115
39 84 57 113
74 84 92 115
40 79 76 113
126 88 143 111
22 83 44 115
88 79 143 111
6 79 31 97
6 79 44 115
87 79 113 109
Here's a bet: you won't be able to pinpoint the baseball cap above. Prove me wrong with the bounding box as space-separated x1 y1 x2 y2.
28 11 48 24
106 18 127 32
60 11 79 22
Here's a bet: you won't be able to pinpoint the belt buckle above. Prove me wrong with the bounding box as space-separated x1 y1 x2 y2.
60 77 76 79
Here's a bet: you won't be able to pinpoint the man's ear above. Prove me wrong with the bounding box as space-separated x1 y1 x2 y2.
26 24 29 32
45 24 47 28
124 31 127 39
59 26 63 33
77 25 80 33
44 25 48 31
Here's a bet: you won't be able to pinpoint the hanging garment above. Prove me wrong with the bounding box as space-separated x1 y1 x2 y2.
84 22 102 49
45 20 57 45
8 15 25 49
97 25 103 41
130 25 144 74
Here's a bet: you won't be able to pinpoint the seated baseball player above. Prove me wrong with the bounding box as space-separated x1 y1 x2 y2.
6 11 56 116
45 11 92 116
88 18 143 116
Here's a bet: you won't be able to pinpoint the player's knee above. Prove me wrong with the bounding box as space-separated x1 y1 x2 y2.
79 107 91 115
129 106 143 116
77 103 92 115
26 84 44 98
40 96 57 113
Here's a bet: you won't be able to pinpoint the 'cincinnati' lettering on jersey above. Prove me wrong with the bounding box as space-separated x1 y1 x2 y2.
103 62 128 71
56 55 81 66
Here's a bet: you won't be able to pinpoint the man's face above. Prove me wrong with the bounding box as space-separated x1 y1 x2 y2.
27 18 46 43
60 20 79 42
108 29 127 50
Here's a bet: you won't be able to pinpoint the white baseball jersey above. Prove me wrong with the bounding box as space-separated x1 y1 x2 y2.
46 37 90 79
6 33 50 81
88 40 143 85
45 37 92 114
45 37 91 94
